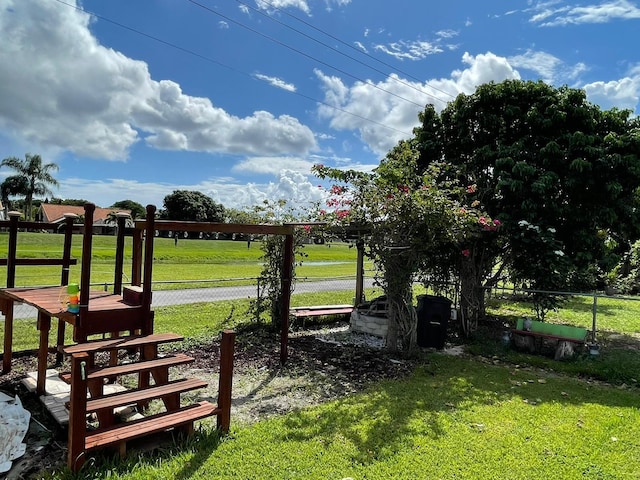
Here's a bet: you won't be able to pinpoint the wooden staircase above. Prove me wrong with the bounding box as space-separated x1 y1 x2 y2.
64 330 235 473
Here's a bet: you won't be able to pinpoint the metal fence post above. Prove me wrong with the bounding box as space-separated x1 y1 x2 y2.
592 293 598 343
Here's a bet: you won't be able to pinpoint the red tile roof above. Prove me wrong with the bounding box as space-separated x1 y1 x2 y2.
38 204 131 224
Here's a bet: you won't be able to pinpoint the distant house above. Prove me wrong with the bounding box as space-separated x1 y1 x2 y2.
36 204 132 234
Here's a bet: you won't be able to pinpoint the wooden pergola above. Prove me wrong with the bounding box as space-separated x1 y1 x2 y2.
150 219 296 363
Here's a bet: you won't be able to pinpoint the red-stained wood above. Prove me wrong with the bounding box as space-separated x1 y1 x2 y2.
62 332 183 355
64 329 235 471
280 234 294 365
1 299 13 373
36 312 51 395
217 330 235 432
84 402 219 452
86 378 207 414
67 352 89 472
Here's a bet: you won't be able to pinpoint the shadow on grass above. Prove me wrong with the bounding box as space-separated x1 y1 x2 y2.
67 350 640 478
269 353 640 468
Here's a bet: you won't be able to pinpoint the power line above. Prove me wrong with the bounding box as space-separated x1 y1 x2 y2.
247 0 456 101
185 0 427 109
234 0 453 105
50 0 413 137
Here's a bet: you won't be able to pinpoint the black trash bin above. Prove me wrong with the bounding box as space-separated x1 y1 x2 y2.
416 295 452 349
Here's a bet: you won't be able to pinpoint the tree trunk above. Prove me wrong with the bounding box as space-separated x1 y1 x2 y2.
459 249 487 337
384 255 418 355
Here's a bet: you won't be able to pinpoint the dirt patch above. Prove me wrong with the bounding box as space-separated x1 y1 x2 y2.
0 322 421 478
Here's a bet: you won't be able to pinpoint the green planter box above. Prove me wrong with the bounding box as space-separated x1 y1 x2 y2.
515 318 587 341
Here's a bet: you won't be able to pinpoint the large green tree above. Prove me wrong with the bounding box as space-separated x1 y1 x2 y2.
1 175 29 214
111 200 146 219
224 207 262 224
49 198 90 206
415 80 640 320
1 153 59 220
162 190 225 222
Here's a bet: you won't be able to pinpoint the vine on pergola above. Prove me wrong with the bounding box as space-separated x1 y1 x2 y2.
313 142 498 354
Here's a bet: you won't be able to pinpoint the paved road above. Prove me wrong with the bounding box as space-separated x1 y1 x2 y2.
8 278 377 319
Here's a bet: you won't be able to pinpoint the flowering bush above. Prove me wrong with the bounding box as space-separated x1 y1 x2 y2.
313 142 495 352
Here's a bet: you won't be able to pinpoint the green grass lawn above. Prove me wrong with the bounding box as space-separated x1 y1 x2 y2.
46 355 640 480
0 232 366 286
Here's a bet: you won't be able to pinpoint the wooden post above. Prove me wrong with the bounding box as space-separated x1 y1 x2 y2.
131 228 143 286
36 312 51 396
2 299 14 373
105 212 131 366
113 212 130 295
280 234 294 364
77 203 95 342
0 212 18 372
141 205 155 335
56 213 78 364
68 352 89 473
61 213 78 286
6 211 21 288
217 329 236 433
108 213 130 368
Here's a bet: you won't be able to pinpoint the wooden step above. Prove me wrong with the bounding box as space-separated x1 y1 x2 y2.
86 378 208 413
84 401 219 451
63 333 183 355
59 353 195 384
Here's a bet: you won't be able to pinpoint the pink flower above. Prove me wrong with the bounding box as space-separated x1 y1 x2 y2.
460 208 467 214
336 209 350 219
462 249 470 257
303 225 311 233
466 184 477 194
319 209 326 215
387 194 395 199
330 185 344 195
478 216 487 225
493 219 501 226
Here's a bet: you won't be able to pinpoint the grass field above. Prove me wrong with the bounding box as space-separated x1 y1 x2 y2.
0 231 366 286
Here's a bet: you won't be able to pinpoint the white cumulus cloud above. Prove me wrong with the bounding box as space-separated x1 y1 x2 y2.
233 156 316 176
315 52 520 155
583 76 640 111
508 49 587 84
0 0 317 160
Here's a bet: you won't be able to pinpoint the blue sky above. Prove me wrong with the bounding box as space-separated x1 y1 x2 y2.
1 0 639 211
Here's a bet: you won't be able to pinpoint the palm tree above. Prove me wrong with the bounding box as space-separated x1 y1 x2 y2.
1 154 59 220
1 175 29 217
